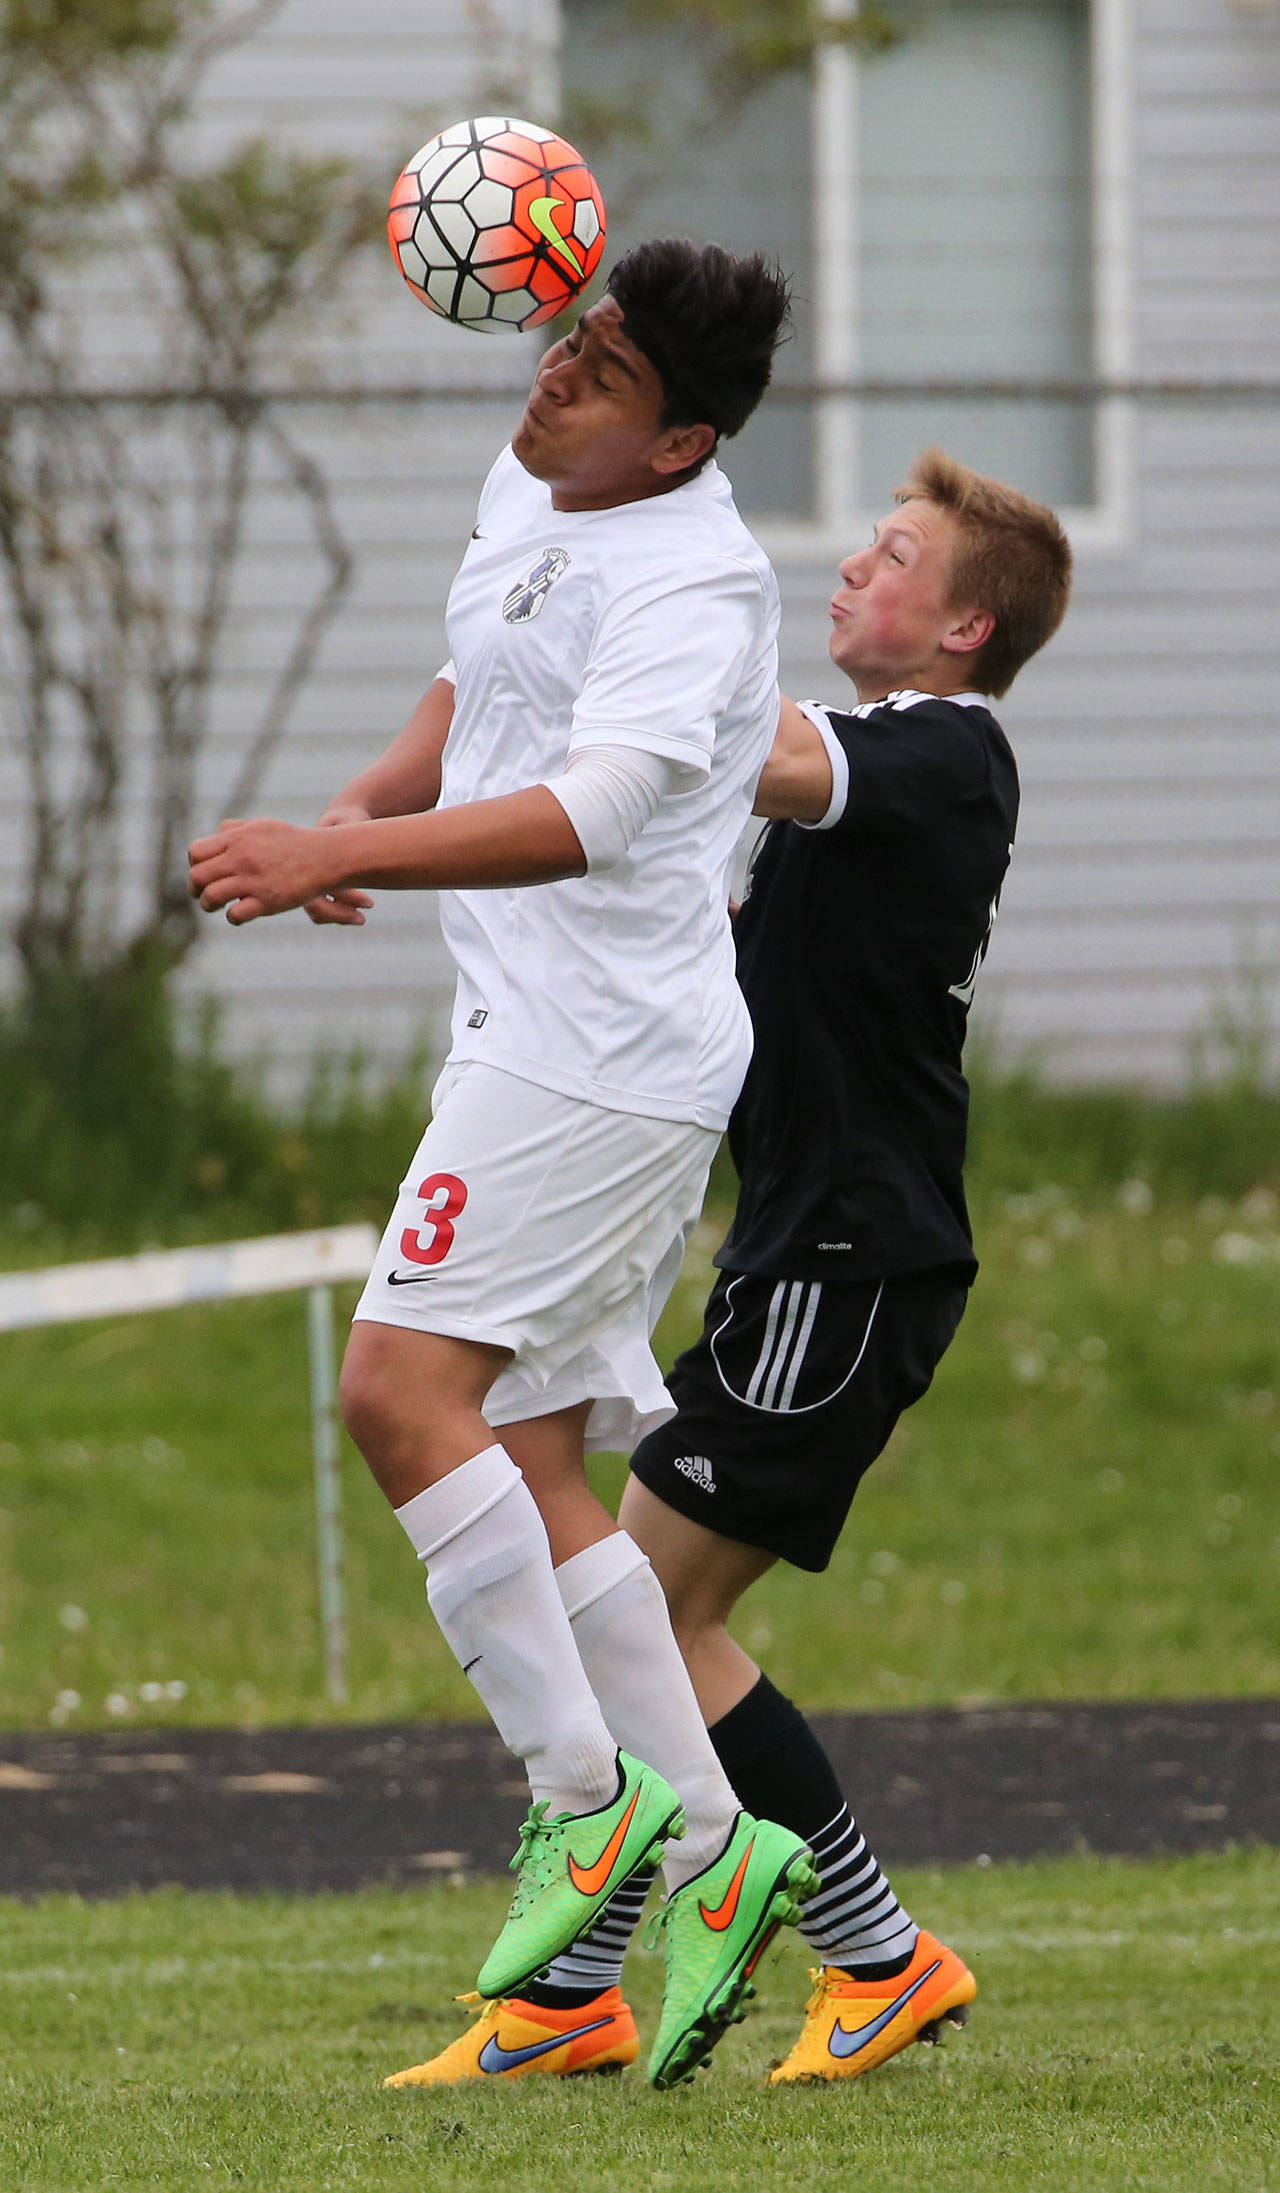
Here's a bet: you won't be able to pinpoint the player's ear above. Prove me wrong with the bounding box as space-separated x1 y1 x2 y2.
941 607 996 659
654 420 717 476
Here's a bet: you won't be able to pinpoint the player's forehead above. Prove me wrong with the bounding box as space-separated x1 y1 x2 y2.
574 296 650 383
874 497 954 554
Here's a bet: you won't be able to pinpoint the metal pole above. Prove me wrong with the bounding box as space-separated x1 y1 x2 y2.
307 1284 348 1705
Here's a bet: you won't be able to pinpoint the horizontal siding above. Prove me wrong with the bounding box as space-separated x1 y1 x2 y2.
1135 0 1280 387
3 0 1280 1092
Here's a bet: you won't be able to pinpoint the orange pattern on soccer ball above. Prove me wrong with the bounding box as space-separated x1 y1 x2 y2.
387 116 607 333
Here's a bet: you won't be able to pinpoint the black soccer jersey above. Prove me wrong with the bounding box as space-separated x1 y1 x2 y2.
716 689 1019 1283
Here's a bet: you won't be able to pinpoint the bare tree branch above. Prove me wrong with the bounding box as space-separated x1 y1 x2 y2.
0 0 376 991
216 407 353 825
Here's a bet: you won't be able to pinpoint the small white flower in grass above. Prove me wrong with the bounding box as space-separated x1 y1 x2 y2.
49 1687 82 1723
1213 1232 1262 1265
164 1679 188 1701
139 1681 165 1704
1011 1350 1046 1386
58 1604 90 1633
941 1580 966 1606
1240 1186 1278 1224
1118 1178 1153 1216
105 1691 133 1718
975 1852 992 1868
869 1549 901 1578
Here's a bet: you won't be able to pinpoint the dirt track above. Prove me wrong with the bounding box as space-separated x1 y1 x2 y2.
2 1698 1277 1897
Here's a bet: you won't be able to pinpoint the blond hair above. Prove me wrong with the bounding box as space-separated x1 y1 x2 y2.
897 447 1073 697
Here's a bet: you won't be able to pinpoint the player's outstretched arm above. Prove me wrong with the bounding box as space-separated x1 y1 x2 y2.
753 695 834 824
303 675 458 927
188 785 588 927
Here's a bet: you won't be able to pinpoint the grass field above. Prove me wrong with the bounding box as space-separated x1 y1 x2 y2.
5 1849 1277 2192
1 1181 1278 1731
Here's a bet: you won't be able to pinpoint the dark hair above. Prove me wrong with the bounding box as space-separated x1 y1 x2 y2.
606 239 791 445
897 447 1074 698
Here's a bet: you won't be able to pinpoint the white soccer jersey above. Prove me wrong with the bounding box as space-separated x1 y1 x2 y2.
436 442 780 1130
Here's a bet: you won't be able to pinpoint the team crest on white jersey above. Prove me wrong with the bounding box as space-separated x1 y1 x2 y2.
503 547 570 625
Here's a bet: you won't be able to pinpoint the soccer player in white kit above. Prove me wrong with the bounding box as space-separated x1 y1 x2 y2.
188 241 817 2089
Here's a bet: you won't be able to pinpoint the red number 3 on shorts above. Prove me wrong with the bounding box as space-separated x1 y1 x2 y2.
399 1172 468 1266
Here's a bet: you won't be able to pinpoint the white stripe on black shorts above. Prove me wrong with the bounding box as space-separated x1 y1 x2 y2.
629 1265 969 1571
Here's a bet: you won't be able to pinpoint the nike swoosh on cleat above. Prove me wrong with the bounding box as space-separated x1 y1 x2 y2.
527 194 585 279
567 1789 641 1897
698 1840 755 1932
386 1270 438 1287
828 1959 942 2060
478 2015 613 2074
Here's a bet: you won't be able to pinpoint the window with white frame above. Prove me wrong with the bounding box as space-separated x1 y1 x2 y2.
560 0 1121 530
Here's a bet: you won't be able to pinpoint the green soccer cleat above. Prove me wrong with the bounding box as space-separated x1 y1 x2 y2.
477 1751 684 2001
647 1812 818 2090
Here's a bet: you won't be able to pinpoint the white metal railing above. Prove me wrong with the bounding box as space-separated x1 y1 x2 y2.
0 1224 379 1704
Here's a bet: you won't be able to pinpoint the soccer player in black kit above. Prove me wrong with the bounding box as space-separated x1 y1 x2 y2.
618 446 1073 2081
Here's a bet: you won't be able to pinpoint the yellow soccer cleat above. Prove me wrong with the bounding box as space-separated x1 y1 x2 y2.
769 1928 975 2084
382 1986 638 2087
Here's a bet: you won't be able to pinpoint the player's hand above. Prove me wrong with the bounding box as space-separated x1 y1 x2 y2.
305 803 376 924
188 818 343 926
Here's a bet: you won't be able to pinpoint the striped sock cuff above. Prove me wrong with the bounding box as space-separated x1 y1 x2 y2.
798 1804 917 1966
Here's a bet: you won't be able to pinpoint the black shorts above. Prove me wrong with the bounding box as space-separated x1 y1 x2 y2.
629 1265 969 1572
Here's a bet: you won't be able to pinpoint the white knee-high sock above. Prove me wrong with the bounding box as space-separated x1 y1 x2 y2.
394 1446 618 1819
556 1532 739 1891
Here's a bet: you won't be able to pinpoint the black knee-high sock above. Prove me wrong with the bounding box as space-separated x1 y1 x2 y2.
708 1673 917 1979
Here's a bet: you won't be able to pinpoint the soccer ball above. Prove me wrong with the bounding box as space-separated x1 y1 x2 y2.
388 117 606 333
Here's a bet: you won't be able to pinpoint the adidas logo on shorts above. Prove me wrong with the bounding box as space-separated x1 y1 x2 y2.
673 1453 715 1493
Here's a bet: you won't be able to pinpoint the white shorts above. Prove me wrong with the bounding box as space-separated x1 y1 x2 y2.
353 1062 719 1453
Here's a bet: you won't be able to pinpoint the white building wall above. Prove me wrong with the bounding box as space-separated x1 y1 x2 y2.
773 0 1280 1085
3 0 1279 1090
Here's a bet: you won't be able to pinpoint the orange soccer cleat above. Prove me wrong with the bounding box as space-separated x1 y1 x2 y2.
768 1928 975 2084
382 1986 638 2087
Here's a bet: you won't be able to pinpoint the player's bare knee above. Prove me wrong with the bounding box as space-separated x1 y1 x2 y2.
337 1347 402 1463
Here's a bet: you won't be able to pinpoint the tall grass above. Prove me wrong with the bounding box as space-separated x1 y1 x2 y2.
0 967 437 1250
2 966 1277 1256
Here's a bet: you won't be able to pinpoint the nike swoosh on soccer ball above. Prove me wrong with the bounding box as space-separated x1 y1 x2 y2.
527 194 585 279
477 2014 613 2074
827 1959 941 2059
